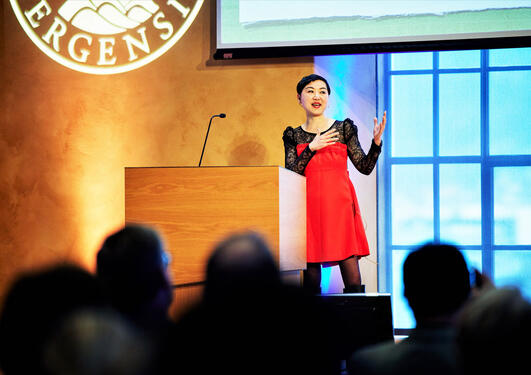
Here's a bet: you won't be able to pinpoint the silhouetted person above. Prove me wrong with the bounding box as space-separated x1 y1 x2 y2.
96 224 174 374
43 309 152 375
169 231 340 375
203 231 281 303
0 264 106 375
348 243 471 375
456 286 531 375
96 224 173 336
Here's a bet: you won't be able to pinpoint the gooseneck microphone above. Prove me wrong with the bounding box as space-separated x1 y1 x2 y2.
199 113 226 167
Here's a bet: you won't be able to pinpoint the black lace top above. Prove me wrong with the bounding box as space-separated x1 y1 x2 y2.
282 118 382 176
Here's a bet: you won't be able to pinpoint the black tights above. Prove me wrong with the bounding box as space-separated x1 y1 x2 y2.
303 256 361 290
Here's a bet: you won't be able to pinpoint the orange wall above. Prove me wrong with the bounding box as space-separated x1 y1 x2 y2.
0 1 314 299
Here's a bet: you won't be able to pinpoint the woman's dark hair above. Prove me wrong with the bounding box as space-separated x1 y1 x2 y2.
296 74 331 96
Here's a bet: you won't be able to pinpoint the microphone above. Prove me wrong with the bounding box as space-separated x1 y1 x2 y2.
199 113 226 167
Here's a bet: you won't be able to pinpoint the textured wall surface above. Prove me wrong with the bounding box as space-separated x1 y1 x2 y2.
0 0 314 299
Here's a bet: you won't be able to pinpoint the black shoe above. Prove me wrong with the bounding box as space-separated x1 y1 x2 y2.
343 284 365 293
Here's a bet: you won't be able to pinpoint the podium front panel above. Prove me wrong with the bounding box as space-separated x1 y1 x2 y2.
125 166 306 286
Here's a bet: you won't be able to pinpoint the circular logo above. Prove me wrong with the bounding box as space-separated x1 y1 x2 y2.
10 0 204 74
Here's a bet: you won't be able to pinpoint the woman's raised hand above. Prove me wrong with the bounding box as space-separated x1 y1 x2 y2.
309 128 339 151
373 111 387 146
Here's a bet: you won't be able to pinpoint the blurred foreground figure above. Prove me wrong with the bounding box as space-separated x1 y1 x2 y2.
44 309 151 375
167 231 341 375
97 224 174 373
96 224 173 334
0 264 106 375
348 243 471 375
456 287 531 375
203 231 281 302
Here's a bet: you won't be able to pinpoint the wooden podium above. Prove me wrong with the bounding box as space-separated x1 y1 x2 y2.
124 166 306 316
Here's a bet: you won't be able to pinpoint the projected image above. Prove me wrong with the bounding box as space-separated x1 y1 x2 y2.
218 0 531 48
240 1 530 24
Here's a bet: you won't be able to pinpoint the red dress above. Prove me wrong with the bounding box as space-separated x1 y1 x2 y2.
296 142 369 264
283 119 381 265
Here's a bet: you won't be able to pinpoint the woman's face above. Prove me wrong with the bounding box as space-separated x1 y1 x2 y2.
298 80 329 117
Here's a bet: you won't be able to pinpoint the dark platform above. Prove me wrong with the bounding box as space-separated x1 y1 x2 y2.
315 293 394 359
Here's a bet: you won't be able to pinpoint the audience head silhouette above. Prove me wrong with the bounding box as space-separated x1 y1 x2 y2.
2 225 529 375
347 243 472 375
96 224 172 330
171 231 338 375
403 242 471 325
204 231 281 302
456 286 531 374
0 264 106 375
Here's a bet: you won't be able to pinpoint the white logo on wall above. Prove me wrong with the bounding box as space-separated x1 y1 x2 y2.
10 0 204 74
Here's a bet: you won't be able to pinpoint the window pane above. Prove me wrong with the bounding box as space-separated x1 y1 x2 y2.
439 50 480 69
391 52 433 71
440 164 482 245
489 71 531 155
494 251 531 300
392 165 434 245
392 249 415 329
439 73 481 156
489 47 531 67
494 167 531 245
391 75 433 157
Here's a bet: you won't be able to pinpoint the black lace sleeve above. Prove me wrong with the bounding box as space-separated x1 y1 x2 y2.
283 126 315 175
343 119 382 175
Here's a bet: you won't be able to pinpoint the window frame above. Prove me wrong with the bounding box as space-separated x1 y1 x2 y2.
378 49 531 331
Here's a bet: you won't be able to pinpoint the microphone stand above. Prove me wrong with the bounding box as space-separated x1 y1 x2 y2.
199 114 223 167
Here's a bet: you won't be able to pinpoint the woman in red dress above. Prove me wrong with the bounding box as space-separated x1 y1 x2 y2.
283 74 386 294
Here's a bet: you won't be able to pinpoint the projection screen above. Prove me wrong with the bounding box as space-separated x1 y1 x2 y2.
215 0 531 59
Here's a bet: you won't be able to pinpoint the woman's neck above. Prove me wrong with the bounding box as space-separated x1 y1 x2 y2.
304 116 332 133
